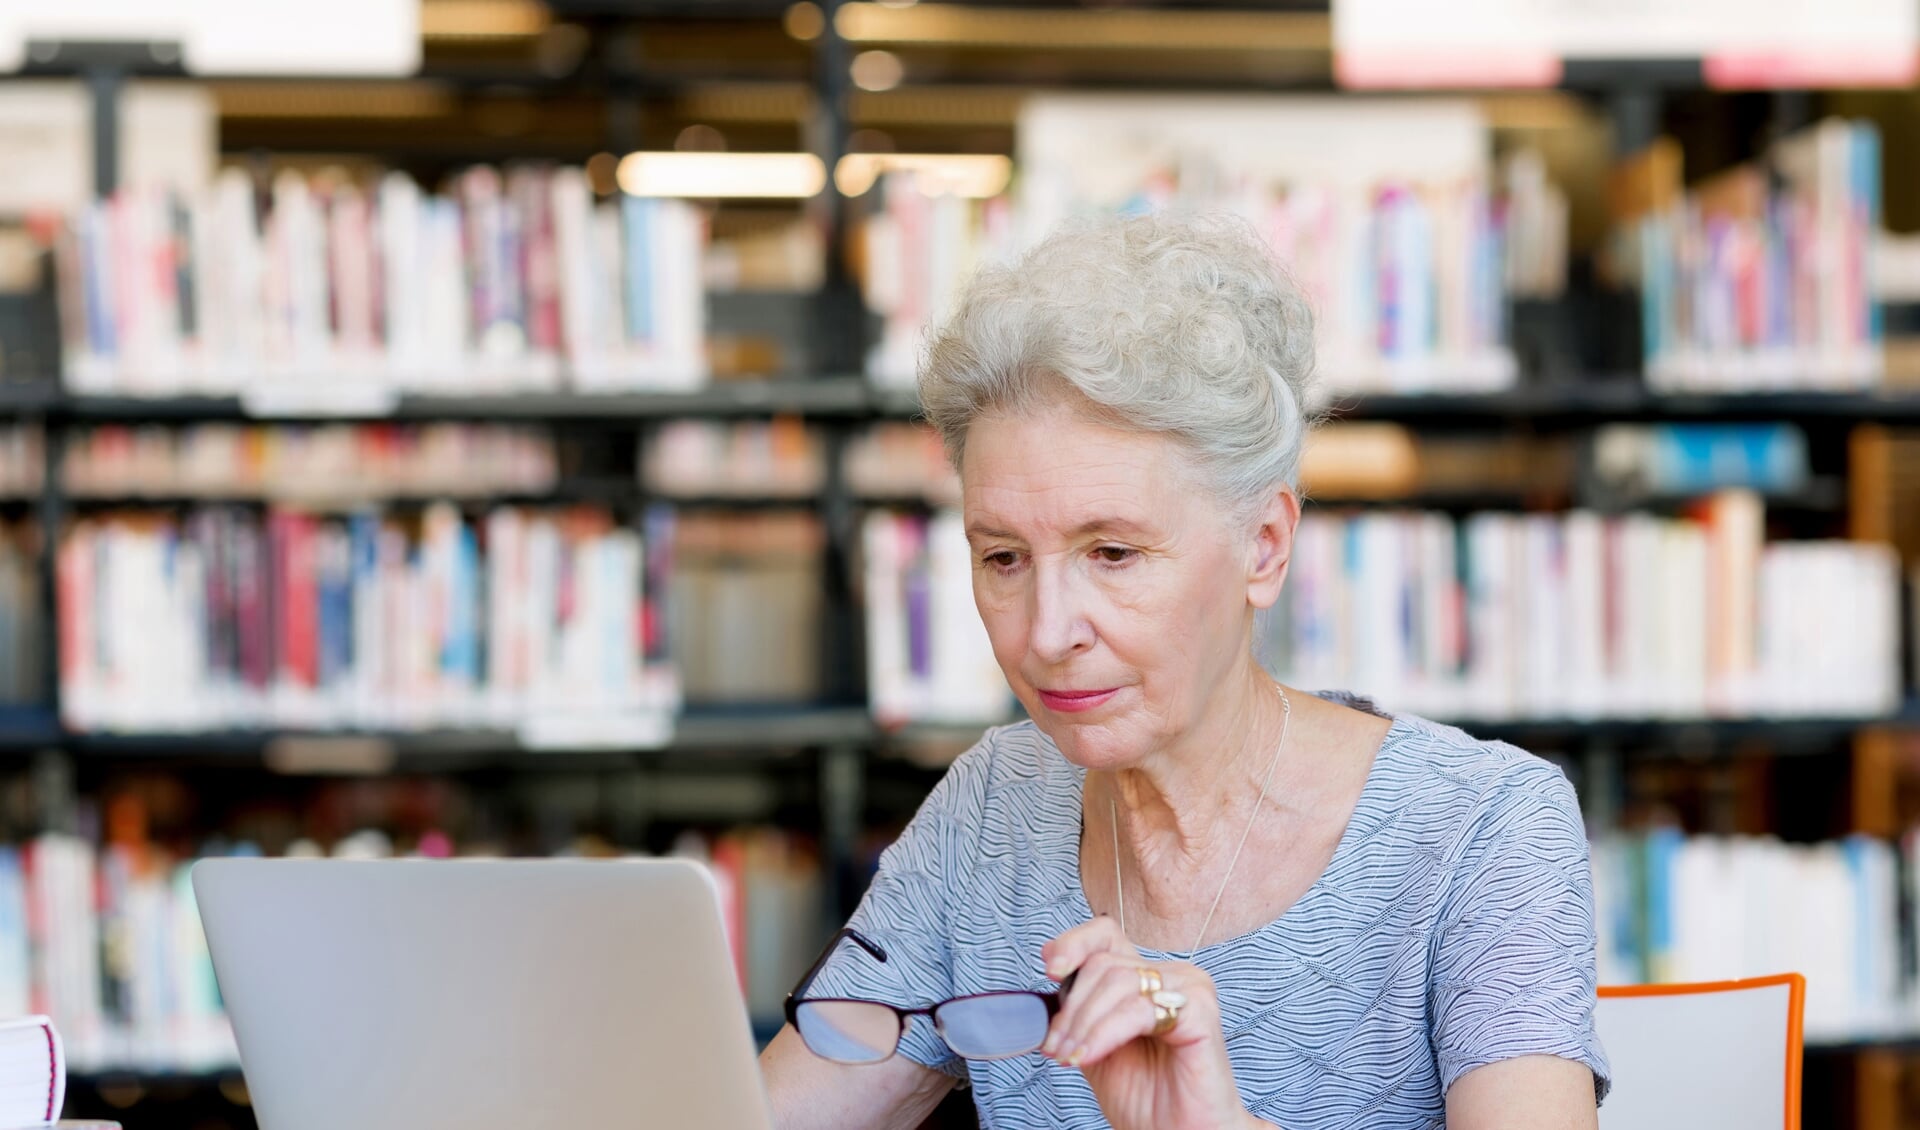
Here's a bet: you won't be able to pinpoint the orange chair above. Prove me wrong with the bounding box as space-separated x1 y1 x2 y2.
1595 974 1805 1130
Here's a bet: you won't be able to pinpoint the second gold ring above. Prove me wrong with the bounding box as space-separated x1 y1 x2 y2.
1136 966 1163 998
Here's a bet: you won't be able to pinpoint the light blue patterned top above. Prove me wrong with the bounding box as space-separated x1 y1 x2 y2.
810 691 1611 1129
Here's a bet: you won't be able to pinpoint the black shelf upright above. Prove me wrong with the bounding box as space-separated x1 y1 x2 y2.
14 39 195 832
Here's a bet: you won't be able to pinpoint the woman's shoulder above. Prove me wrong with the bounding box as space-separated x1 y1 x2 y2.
947 719 1079 794
1342 695 1584 865
1320 690 1572 797
916 719 1081 827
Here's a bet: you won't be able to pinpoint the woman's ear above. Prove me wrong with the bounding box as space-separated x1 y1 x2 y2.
1247 488 1301 611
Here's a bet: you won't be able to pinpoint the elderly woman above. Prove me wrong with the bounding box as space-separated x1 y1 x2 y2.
761 213 1608 1129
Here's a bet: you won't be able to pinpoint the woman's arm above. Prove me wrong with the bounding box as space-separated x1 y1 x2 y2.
760 1025 956 1130
1446 1055 1599 1130
1429 762 1609 1123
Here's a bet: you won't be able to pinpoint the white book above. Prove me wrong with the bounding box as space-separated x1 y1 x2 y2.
1663 523 1708 719
524 516 561 714
1561 511 1606 721
1350 514 1405 711
862 512 913 724
1464 513 1517 720
483 509 524 716
0 856 25 1023
1518 515 1566 719
1616 514 1664 718
927 511 1006 722
1412 513 1458 715
549 170 598 382
0 1015 64 1126
378 173 427 383
1704 491 1763 717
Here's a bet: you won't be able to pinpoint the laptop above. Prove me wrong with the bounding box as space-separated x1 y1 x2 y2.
192 857 775 1130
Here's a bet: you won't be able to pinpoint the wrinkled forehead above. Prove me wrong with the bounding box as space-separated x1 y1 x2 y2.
959 403 1209 545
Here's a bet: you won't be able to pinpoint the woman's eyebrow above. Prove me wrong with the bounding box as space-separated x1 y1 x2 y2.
965 522 1022 543
964 518 1154 542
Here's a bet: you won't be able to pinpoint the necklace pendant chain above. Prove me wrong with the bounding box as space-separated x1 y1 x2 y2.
1110 683 1293 962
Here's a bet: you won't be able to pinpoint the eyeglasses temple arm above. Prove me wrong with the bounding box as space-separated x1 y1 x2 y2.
784 926 890 1015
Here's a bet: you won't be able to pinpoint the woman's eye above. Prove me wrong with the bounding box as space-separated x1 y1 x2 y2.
983 551 1022 573
1093 546 1137 565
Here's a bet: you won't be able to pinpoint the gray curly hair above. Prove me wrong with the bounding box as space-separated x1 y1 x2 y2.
917 210 1319 524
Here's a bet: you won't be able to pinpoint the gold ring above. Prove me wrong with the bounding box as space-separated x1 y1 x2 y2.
1137 966 1162 999
1149 989 1187 1037
1144 989 1175 1035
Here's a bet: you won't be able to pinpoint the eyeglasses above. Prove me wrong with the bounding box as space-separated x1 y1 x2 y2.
784 927 1073 1064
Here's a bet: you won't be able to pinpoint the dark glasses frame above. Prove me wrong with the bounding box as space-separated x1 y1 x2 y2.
784 926 1075 1063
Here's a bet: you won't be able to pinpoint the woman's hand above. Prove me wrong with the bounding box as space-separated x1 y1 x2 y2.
1040 916 1261 1130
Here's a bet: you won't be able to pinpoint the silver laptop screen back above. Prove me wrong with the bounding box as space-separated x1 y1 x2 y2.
193 858 773 1130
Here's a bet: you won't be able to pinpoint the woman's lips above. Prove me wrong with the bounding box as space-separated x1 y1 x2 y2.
1036 687 1120 713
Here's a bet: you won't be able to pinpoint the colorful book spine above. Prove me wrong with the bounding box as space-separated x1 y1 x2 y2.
1260 496 1902 722
55 503 671 732
56 166 709 395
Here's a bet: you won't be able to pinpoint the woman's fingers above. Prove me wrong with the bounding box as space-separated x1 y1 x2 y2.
1041 915 1131 982
1046 959 1221 1066
1062 989 1160 1069
1045 952 1153 1064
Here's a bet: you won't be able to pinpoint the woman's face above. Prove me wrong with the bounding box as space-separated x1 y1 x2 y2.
961 395 1278 770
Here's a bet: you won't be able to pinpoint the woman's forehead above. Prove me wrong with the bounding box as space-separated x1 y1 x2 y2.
959 415 1202 540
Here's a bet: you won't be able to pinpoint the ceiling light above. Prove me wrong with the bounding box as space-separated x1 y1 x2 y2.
617 152 828 199
784 2 825 41
851 49 905 92
834 2 1328 51
834 153 1011 198
420 0 550 40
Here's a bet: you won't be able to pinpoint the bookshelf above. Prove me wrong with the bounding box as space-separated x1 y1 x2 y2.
0 377 1908 424
5 4 1920 1127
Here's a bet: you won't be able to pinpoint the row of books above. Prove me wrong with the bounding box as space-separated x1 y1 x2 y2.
670 512 824 705
1262 492 1903 721
644 419 960 505
642 419 826 500
1591 830 1913 1036
56 504 677 733
863 510 1012 725
1622 118 1881 391
639 419 1818 513
863 167 1521 398
55 167 708 398
843 422 959 505
1012 97 1534 397
32 495 1920 729
63 423 558 501
0 417 1829 510
1587 423 1811 499
6 826 824 1072
861 173 1013 391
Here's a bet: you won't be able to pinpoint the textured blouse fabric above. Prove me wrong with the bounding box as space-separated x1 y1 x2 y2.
806 692 1611 1129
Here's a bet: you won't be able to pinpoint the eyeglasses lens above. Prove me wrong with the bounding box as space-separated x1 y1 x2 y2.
794 1000 903 1064
933 993 1051 1060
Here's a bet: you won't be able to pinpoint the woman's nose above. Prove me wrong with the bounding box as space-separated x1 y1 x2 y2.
1027 565 1095 662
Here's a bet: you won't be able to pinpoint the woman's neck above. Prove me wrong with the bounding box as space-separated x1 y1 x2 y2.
1090 664 1294 924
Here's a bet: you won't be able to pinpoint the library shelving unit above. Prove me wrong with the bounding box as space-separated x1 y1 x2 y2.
7 3 1920 1128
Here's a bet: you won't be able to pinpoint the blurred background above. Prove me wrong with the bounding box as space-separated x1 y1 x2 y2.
0 0 1919 1126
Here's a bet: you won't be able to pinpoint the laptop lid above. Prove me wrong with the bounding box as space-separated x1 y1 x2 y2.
192 857 773 1130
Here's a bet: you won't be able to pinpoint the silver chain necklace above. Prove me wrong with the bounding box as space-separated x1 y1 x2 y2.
1110 684 1293 961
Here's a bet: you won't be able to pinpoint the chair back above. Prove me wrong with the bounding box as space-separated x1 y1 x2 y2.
1595 974 1805 1130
